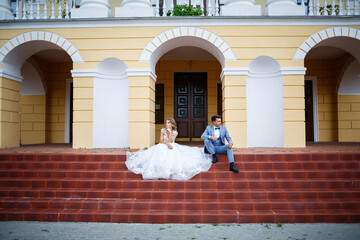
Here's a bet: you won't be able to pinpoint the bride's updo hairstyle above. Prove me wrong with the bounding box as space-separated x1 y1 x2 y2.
166 118 177 131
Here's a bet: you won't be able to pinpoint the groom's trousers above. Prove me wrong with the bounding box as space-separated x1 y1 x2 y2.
204 138 234 163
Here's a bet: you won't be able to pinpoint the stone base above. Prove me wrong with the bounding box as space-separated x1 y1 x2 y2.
264 4 306 16
115 6 154 17
221 5 261 16
0 10 14 20
71 7 112 18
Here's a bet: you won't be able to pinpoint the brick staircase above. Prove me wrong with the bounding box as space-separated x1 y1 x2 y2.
0 152 359 223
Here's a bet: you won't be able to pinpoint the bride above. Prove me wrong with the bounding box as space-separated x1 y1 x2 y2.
125 118 212 180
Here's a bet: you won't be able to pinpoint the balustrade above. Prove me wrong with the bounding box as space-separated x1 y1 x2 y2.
4 0 360 20
306 0 359 15
13 0 73 19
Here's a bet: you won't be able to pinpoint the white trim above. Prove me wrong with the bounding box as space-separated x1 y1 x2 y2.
127 69 157 81
280 67 307 75
65 77 73 144
305 76 319 142
220 67 306 80
0 69 23 82
0 31 84 63
72 68 157 81
294 27 360 60
220 68 249 80
1 17 360 29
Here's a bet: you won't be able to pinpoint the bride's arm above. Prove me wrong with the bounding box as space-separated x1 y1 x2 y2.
159 129 165 143
167 131 178 143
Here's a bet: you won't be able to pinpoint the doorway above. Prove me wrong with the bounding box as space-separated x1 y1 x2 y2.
304 76 319 142
174 72 207 141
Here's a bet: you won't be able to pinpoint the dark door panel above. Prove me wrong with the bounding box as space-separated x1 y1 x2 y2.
174 72 207 141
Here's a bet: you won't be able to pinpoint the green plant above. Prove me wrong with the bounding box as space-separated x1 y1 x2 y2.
170 5 203 16
277 222 283 227
319 4 339 15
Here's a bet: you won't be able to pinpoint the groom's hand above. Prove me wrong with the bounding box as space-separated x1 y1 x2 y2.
210 136 217 141
228 143 233 149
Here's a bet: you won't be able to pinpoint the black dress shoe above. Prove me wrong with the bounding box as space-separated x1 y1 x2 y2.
229 163 239 173
212 154 218 163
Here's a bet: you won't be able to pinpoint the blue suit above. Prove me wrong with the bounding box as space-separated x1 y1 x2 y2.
201 125 234 163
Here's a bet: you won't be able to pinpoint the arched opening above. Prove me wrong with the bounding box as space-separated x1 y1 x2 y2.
155 46 222 142
304 35 360 143
247 56 284 147
139 27 236 146
0 32 82 147
93 58 129 148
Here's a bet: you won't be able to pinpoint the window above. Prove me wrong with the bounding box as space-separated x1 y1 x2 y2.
155 83 164 124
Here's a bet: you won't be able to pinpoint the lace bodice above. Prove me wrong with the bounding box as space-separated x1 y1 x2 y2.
162 128 177 143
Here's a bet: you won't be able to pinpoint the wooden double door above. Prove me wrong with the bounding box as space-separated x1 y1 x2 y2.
174 72 207 141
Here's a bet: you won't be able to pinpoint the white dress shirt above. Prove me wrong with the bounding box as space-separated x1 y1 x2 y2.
214 126 220 138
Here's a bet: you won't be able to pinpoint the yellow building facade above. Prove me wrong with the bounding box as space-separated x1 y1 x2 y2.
0 0 359 149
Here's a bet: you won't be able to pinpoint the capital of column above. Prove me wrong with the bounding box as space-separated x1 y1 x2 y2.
71 0 112 18
115 0 154 17
221 0 261 16
264 0 306 16
0 0 14 20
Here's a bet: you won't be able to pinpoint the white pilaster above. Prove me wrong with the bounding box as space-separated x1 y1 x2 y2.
221 0 261 16
71 0 112 18
263 0 306 16
0 0 14 20
115 0 154 17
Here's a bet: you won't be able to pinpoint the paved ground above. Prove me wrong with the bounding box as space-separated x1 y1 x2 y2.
0 222 359 240
1 142 360 154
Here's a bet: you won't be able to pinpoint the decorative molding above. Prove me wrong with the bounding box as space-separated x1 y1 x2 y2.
127 69 157 81
0 31 84 63
220 67 306 80
140 27 236 63
220 68 249 80
0 69 23 82
1 17 360 30
71 68 157 81
293 27 360 60
280 67 307 75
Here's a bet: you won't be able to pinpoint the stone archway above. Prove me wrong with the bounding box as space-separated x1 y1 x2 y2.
140 27 237 73
0 31 84 148
293 27 360 61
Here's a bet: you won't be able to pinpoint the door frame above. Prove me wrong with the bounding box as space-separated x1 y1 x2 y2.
305 76 319 142
65 77 73 144
173 71 208 141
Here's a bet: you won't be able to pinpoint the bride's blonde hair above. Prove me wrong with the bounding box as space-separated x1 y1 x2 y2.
166 118 177 131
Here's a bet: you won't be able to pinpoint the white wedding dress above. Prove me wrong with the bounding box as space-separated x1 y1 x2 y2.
125 129 212 180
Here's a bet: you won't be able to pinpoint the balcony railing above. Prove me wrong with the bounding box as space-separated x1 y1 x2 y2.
13 0 73 19
8 0 360 20
308 0 359 15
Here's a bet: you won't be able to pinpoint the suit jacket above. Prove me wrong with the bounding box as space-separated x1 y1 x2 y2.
201 125 233 145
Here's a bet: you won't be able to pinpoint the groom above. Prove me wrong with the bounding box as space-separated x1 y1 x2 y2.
201 115 239 173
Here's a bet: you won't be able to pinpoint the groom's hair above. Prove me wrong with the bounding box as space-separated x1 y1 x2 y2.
211 115 221 122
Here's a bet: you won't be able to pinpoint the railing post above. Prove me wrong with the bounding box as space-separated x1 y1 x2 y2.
22 0 27 19
355 0 359 15
316 0 320 15
65 0 70 18
15 0 20 19
44 0 48 18
207 0 212 16
155 0 160 16
36 0 40 19
339 0 343 15
58 0 62 18
309 0 314 15
163 0 167 16
51 0 55 18
215 0 219 16
346 0 350 15
200 0 204 15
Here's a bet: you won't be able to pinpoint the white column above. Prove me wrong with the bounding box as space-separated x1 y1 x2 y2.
221 0 261 16
0 0 15 20
71 0 112 18
115 0 154 17
264 0 306 16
